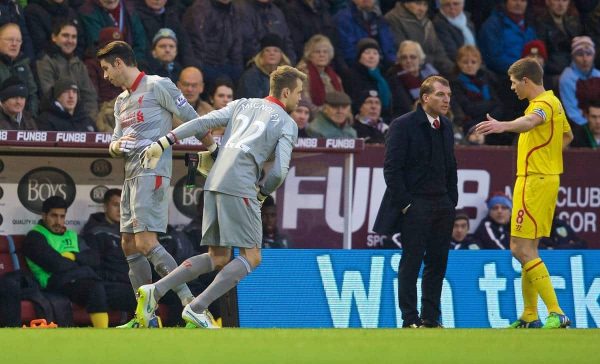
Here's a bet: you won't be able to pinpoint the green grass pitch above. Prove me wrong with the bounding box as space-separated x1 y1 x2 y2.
1 328 599 363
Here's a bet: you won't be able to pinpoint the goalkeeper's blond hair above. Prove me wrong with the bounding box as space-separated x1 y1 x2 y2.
269 66 307 98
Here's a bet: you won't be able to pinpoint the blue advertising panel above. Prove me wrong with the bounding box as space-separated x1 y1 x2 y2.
237 250 600 328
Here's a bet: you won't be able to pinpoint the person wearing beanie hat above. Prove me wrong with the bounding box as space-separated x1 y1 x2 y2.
450 209 482 250
0 24 39 116
534 0 582 77
559 36 600 125
306 90 356 138
345 37 392 118
37 77 97 132
353 89 388 144
0 76 37 130
237 33 291 98
522 40 548 65
144 28 182 84
473 193 512 250
290 99 311 137
37 19 99 121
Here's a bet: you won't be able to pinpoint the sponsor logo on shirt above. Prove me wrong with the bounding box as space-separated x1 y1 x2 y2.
176 95 187 108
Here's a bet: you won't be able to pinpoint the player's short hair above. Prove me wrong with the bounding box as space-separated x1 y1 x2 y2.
103 188 122 205
508 58 543 85
96 41 137 67
419 75 450 101
42 196 68 213
269 66 307 98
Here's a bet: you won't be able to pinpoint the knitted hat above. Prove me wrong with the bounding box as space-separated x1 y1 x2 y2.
356 89 380 107
571 36 595 55
0 76 28 101
486 193 512 210
356 37 380 59
260 33 284 51
325 91 352 106
98 27 123 48
53 78 78 99
522 40 548 61
152 28 177 48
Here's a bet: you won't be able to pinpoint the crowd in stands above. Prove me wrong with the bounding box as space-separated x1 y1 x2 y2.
0 0 597 148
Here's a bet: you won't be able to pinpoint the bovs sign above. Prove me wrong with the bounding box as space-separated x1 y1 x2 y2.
17 167 77 213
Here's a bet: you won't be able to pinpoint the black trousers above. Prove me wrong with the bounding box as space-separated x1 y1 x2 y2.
58 279 108 313
398 196 455 325
0 277 21 327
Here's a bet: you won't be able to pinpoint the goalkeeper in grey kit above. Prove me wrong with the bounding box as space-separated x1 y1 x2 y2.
136 65 307 328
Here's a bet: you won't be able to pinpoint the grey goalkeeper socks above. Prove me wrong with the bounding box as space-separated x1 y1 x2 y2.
154 253 215 300
146 244 194 304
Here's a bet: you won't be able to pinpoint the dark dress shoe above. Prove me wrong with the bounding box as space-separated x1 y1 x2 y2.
420 319 444 328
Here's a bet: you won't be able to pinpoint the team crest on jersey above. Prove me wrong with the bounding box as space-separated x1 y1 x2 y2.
138 95 144 106
176 95 187 108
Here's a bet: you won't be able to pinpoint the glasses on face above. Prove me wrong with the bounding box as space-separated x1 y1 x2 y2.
1 37 22 44
400 54 418 60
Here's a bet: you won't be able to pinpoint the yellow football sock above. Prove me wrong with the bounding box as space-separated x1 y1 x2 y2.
90 312 109 328
524 258 563 315
521 267 539 321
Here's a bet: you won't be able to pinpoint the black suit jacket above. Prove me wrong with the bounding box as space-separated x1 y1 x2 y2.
373 104 458 235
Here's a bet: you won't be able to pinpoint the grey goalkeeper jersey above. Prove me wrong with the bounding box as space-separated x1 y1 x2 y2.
172 97 298 198
111 73 199 180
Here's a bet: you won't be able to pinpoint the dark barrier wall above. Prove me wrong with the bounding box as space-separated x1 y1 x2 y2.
237 249 600 328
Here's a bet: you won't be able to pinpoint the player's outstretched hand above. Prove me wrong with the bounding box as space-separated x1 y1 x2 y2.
475 113 505 135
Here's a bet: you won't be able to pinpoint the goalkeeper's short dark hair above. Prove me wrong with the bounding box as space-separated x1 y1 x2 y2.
42 196 68 213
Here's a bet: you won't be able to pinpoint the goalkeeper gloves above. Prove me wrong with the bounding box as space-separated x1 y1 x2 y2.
141 133 176 169
196 144 219 178
257 190 269 206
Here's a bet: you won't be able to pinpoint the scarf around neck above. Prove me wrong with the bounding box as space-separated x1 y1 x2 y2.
445 12 475 46
307 61 343 106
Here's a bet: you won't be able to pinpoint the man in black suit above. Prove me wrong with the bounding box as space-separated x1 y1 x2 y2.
374 75 458 328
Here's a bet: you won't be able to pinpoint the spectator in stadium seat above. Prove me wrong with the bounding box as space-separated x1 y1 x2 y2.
281 0 337 61
37 78 96 132
450 210 482 250
386 40 438 118
449 45 505 144
385 0 455 76
0 23 38 115
0 0 34 60
36 20 99 121
474 193 512 250
79 0 148 63
539 215 587 249
173 66 213 128
81 188 136 315
559 36 600 126
306 90 356 139
290 99 311 138
134 0 195 67
353 89 388 144
534 0 582 79
333 0 397 68
0 76 37 130
432 0 476 65
209 78 234 111
580 1 600 69
344 38 392 117
237 34 291 99
24 0 86 60
237 0 297 65
95 97 116 132
570 99 600 148
84 27 124 105
142 28 182 84
296 34 344 112
22 196 110 328
261 196 290 248
182 0 243 86
477 0 537 76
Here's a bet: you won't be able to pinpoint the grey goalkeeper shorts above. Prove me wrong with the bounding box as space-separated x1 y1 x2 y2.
201 190 262 248
120 175 170 234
